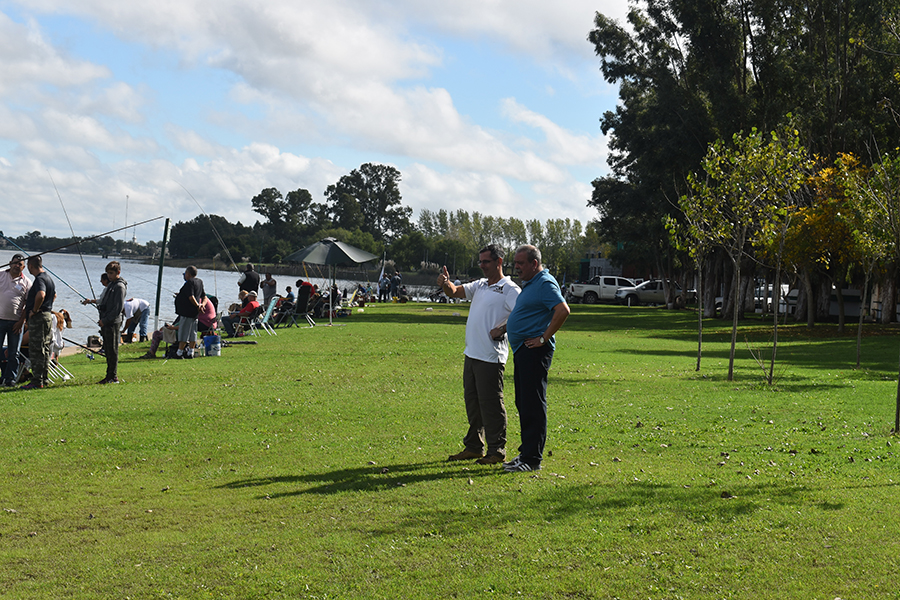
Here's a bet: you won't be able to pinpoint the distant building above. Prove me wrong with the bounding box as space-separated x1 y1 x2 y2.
578 250 623 281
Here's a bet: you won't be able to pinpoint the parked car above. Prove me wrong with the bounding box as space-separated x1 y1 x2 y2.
567 275 636 304
615 279 691 306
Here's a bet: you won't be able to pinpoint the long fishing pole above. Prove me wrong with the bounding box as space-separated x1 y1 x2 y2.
62 336 103 358
48 171 97 301
1 234 91 303
175 182 240 273
2 216 165 269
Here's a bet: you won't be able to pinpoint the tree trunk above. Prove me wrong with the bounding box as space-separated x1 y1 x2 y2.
836 285 845 333
802 269 815 328
695 260 703 371
856 267 872 369
702 254 720 318
881 275 897 325
728 254 741 382
722 258 735 321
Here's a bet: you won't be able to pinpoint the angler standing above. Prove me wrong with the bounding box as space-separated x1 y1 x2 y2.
97 261 126 384
20 256 55 390
238 263 260 295
0 254 31 387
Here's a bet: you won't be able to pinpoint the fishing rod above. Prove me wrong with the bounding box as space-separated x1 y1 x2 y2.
62 337 102 358
2 216 166 270
175 182 240 273
123 270 180 296
48 171 96 301
1 235 91 303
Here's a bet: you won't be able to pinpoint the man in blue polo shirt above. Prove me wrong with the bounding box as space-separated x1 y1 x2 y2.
503 245 570 472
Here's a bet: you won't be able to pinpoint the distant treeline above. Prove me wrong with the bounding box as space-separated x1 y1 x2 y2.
1 230 160 258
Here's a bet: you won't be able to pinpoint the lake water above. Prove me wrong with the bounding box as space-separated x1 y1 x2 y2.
1 249 438 345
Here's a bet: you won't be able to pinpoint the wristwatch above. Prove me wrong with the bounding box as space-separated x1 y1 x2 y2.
539 336 545 345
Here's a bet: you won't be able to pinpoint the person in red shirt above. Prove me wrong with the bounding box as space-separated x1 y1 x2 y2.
221 291 260 337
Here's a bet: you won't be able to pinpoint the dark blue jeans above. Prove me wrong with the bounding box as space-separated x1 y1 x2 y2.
0 319 23 384
513 344 554 467
125 307 150 338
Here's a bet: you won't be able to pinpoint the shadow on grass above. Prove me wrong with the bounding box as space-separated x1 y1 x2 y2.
216 460 495 499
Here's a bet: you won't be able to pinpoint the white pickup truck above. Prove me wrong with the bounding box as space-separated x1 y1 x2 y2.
567 275 636 304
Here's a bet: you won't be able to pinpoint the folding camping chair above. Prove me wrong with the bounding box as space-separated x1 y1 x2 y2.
234 304 264 337
16 349 72 385
275 285 315 328
255 297 278 336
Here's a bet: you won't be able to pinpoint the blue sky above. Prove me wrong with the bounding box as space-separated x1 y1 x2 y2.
0 0 627 243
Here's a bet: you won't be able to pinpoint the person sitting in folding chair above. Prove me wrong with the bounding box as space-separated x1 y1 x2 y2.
221 291 260 337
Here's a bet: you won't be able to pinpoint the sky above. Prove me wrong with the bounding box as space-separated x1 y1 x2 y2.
0 0 628 244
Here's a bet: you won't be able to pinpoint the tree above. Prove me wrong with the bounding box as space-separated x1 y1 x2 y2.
331 193 365 232
688 126 811 382
251 187 320 241
324 163 412 242
837 151 900 431
588 0 900 308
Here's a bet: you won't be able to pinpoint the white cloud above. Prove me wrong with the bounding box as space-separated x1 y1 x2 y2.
75 82 147 124
0 13 109 97
1 1 614 240
501 98 608 166
402 163 596 227
40 109 158 155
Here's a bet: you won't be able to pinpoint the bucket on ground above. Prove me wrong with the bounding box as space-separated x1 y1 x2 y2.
203 334 221 357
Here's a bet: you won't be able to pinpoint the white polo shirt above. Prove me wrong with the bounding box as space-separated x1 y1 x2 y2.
462 276 520 364
0 270 32 321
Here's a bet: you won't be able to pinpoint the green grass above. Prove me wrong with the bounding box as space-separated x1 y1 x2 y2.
2 303 900 599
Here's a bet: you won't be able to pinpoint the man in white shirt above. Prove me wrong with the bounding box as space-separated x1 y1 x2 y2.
438 244 521 465
122 297 151 342
0 254 32 387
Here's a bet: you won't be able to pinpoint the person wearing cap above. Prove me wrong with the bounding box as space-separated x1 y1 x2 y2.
220 290 260 337
0 253 32 387
238 263 260 295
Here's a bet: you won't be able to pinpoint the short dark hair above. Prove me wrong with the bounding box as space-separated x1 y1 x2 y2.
105 261 121 274
185 265 198 277
479 244 503 261
27 255 42 268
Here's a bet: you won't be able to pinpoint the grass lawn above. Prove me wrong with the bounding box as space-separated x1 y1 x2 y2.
2 302 899 599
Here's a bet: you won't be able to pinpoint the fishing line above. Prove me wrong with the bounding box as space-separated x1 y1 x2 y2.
2 217 165 269
1 234 90 303
175 181 240 273
48 171 96 301
124 270 180 296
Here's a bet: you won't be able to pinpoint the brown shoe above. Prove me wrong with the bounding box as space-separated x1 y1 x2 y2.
447 449 484 461
475 454 505 465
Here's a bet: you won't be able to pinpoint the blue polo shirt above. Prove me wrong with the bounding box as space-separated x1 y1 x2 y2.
507 268 565 353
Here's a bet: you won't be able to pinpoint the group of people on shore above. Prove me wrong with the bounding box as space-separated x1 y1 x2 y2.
1 253 81 389
3 245 570 474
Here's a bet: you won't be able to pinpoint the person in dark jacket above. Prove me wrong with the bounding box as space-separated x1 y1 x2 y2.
238 263 260 294
97 261 127 384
